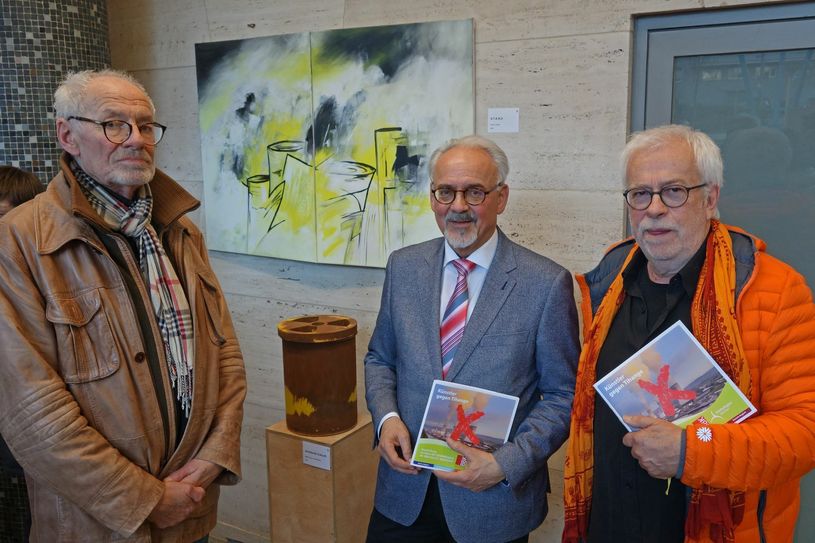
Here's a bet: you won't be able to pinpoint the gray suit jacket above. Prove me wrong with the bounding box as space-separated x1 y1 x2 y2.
365 230 579 542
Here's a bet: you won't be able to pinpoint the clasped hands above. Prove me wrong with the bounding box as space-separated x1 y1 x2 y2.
377 417 505 492
622 415 683 479
147 458 223 529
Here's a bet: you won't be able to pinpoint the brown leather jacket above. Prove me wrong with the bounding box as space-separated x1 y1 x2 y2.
0 156 246 541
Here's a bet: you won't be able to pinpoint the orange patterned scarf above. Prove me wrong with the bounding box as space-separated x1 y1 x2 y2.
563 221 751 543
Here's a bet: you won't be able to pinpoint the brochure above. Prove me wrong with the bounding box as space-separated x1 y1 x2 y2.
410 380 519 472
594 321 757 432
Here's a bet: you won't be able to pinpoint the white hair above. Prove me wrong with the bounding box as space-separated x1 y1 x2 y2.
428 135 509 185
53 69 155 118
621 124 724 190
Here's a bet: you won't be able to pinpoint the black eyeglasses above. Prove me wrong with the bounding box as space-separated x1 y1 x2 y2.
623 183 707 210
431 185 503 206
67 116 167 145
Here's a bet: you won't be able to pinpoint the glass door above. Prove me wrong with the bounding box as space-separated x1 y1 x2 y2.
631 5 815 541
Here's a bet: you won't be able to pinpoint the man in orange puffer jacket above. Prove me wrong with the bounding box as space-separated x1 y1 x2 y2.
563 124 815 543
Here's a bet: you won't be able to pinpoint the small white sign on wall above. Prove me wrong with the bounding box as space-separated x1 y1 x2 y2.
487 107 520 133
302 441 331 471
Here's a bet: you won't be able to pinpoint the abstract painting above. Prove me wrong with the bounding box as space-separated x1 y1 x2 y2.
195 20 474 267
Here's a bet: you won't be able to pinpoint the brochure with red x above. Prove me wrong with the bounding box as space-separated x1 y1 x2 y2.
411 380 519 472
594 320 756 432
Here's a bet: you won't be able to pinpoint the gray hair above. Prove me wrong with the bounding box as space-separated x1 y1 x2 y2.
428 135 509 186
621 124 724 190
53 69 155 118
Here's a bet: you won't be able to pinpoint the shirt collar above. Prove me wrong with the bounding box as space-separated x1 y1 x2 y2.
443 229 499 271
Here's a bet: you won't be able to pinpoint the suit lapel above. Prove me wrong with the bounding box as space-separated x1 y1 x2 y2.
423 240 446 377
444 231 517 382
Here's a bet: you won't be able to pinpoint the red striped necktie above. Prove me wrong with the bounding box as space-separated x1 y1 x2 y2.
440 258 476 378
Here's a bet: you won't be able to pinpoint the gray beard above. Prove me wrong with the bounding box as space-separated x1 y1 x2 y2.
444 211 478 249
113 164 155 187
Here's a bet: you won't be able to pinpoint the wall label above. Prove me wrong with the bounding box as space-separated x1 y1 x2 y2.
487 107 519 133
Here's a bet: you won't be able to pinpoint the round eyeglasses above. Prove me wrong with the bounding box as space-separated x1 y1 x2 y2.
67 116 167 145
623 183 707 210
431 185 503 206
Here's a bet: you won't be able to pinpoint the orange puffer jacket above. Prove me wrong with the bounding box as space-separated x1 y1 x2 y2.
578 226 815 542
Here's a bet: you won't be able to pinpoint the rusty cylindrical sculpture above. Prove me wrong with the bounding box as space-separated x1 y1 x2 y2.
277 315 358 435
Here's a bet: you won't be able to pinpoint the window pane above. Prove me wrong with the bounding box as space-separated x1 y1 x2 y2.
673 50 815 284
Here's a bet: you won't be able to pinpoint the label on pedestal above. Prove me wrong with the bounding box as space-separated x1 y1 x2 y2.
303 441 332 470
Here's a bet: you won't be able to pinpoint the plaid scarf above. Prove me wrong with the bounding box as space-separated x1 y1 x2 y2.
563 220 750 543
71 160 194 416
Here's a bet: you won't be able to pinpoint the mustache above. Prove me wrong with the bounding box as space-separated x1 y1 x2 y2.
637 220 675 234
115 149 153 161
445 211 475 223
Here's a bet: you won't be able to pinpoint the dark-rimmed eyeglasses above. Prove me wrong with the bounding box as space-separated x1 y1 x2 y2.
431 185 503 206
67 116 167 145
623 183 707 210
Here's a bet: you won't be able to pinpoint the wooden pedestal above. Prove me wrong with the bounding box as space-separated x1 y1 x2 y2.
266 414 378 542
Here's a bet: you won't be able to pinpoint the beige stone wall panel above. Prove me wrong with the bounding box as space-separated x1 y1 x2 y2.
500 188 624 270
209 252 386 312
108 0 210 71
476 33 629 191
343 0 704 41
131 67 205 182
205 0 346 42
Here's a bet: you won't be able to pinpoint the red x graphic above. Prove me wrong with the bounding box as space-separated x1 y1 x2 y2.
449 403 484 445
637 364 697 417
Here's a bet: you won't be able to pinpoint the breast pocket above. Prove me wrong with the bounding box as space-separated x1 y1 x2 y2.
46 289 121 383
478 329 530 349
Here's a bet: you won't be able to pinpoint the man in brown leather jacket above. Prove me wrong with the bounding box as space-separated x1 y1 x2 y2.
0 69 247 541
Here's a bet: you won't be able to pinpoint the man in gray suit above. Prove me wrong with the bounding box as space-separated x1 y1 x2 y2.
365 135 580 543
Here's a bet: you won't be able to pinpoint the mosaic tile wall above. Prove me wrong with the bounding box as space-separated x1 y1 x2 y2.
0 0 110 184
0 466 30 542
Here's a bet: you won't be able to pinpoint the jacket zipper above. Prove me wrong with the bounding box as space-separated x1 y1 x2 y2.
757 489 767 543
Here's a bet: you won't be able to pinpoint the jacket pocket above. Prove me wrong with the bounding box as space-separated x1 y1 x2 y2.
45 289 121 383
478 329 530 348
198 271 226 346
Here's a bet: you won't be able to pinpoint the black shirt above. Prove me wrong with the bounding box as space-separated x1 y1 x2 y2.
587 244 706 543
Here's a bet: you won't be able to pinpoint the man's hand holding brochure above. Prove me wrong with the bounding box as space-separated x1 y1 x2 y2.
410 380 518 472
595 321 757 480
